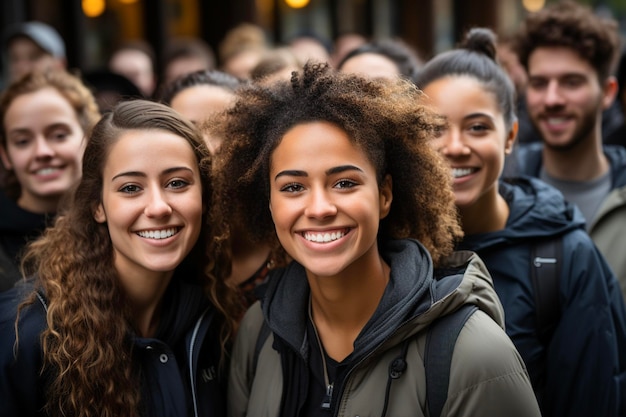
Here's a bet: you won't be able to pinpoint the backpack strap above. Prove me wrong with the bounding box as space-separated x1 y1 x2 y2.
530 237 562 346
424 303 478 417
252 320 271 375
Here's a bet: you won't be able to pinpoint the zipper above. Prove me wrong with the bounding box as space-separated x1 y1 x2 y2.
188 307 210 417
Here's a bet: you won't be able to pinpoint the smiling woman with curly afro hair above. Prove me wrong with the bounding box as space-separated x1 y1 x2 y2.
208 62 541 417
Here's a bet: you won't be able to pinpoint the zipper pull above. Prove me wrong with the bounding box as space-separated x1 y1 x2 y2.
320 383 334 410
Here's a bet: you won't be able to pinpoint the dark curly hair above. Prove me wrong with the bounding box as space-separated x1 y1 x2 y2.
207 62 462 267
514 0 621 81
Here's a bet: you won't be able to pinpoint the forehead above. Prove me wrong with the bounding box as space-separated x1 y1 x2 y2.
341 53 399 79
527 46 596 77
7 36 46 55
5 87 77 125
423 75 499 110
271 121 372 170
105 129 197 169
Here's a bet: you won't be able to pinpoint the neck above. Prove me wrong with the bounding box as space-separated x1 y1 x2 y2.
119 270 173 338
542 132 609 181
459 186 509 235
18 193 60 214
308 253 389 361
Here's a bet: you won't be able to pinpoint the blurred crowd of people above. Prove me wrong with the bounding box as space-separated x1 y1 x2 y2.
0 1 626 416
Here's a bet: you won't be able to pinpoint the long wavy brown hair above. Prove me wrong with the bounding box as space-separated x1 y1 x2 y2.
0 69 101 200
18 100 239 417
207 62 462 268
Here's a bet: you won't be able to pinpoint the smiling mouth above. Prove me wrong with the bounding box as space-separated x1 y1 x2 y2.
303 229 349 243
136 227 180 240
452 168 477 178
35 167 61 176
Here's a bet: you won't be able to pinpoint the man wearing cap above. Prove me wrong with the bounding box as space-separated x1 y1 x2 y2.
3 21 66 84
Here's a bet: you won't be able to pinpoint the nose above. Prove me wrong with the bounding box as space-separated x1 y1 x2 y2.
304 187 337 219
144 189 173 218
34 137 55 159
544 80 565 107
439 128 470 157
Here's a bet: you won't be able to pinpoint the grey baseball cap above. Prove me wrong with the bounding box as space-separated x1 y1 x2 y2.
4 21 66 59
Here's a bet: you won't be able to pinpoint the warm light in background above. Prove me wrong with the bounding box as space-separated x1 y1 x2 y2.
522 0 545 12
285 0 310 9
82 0 106 17
119 0 140 4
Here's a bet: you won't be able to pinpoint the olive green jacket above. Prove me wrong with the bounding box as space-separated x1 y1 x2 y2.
228 243 540 417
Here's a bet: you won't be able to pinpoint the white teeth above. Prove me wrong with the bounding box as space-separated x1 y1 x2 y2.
36 167 59 175
304 230 346 243
547 117 567 125
452 168 474 178
137 228 178 240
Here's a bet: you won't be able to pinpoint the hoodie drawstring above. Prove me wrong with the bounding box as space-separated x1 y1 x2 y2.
380 339 410 417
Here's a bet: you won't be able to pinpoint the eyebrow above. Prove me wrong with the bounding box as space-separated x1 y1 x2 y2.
111 166 194 182
274 165 363 181
464 112 495 122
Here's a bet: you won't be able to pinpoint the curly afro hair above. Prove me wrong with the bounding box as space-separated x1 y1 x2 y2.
206 62 462 266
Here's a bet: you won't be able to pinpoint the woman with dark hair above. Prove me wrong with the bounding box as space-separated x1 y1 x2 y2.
0 70 101 291
337 38 423 82
160 69 243 154
0 100 239 417
416 27 626 417
211 62 540 416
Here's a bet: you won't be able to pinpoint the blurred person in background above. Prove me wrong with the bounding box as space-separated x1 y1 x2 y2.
2 21 66 85
108 39 157 99
330 32 367 68
218 23 269 80
161 36 216 91
0 70 100 292
250 47 302 85
160 69 242 153
338 38 423 82
287 31 331 65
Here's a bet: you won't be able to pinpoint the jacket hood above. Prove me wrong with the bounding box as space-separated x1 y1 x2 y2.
262 239 503 362
154 274 211 347
605 145 626 187
458 177 585 252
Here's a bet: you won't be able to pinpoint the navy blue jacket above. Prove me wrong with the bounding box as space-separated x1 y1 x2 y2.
0 278 226 417
457 177 626 417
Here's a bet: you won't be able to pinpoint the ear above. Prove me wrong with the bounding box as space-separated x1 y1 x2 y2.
379 174 393 220
0 146 13 171
601 76 618 110
504 119 519 155
93 203 107 223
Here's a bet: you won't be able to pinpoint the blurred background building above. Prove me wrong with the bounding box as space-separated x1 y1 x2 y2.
2 0 625 85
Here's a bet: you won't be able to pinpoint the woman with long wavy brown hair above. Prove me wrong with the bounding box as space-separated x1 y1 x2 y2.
0 99 239 417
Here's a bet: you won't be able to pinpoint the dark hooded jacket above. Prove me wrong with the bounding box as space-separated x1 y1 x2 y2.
228 239 541 417
0 276 226 417
457 177 626 417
